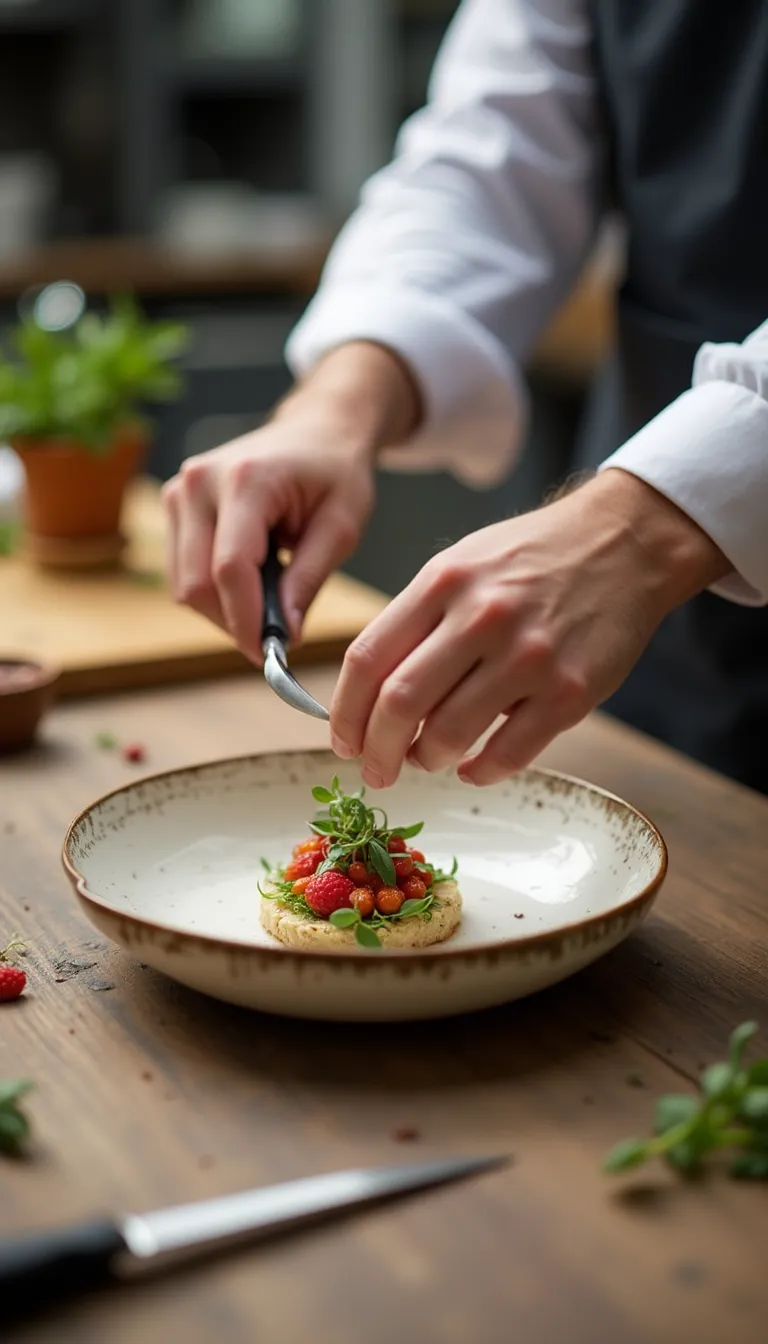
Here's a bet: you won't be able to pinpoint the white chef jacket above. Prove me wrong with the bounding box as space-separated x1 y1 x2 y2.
287 0 768 607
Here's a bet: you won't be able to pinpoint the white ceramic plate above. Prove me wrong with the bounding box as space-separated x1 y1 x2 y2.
62 750 667 1022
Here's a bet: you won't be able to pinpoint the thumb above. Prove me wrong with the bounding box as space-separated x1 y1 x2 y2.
281 500 360 642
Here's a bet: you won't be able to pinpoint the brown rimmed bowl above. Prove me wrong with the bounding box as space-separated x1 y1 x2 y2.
62 749 667 1022
0 657 60 755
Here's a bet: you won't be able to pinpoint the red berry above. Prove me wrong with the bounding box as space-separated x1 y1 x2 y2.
284 850 322 881
292 876 312 895
123 743 146 764
368 874 384 893
393 854 413 880
348 861 369 885
304 869 355 919
375 886 404 916
386 836 407 853
293 837 325 857
400 875 427 902
409 849 425 864
0 965 26 1002
352 886 376 919
416 865 433 887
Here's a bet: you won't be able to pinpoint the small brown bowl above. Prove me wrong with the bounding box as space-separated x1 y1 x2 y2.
0 657 61 755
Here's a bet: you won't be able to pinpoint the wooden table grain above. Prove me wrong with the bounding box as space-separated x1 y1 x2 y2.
2 669 767 1344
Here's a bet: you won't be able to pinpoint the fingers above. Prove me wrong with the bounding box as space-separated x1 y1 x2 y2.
458 689 586 787
357 627 482 789
330 575 442 762
407 660 517 774
163 471 226 630
281 501 360 642
211 479 270 662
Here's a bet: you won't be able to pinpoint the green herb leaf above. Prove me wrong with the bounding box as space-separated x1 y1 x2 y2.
701 1062 735 1100
0 1079 33 1109
655 1094 699 1134
737 1088 768 1124
665 1138 704 1173
259 857 272 873
329 909 360 929
730 1150 768 1180
309 818 337 835
729 1021 759 1069
747 1060 768 1086
312 786 334 803
355 922 382 949
368 839 396 886
0 1108 29 1152
390 822 424 840
602 1138 648 1174
399 897 432 919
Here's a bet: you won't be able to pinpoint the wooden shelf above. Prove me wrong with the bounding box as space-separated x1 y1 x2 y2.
0 237 329 300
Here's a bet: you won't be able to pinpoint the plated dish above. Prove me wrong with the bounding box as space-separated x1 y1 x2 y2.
62 750 667 1022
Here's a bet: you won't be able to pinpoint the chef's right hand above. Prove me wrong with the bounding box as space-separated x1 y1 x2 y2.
161 342 420 664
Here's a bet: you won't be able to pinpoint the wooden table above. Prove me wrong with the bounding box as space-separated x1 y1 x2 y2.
3 669 767 1344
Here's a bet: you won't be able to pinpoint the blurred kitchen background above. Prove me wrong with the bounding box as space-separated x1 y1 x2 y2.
0 0 620 595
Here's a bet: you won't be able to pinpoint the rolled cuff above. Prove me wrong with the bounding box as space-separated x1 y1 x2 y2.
599 381 768 607
286 284 526 488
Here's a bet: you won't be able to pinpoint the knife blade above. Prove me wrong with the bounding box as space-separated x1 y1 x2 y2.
0 1155 508 1319
261 534 330 721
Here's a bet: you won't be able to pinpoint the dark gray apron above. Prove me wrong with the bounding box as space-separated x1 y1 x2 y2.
577 0 768 792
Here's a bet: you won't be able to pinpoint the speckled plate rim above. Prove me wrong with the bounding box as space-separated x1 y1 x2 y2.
61 749 668 968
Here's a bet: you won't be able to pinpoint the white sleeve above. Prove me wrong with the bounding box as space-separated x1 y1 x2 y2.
286 0 601 487
600 320 768 607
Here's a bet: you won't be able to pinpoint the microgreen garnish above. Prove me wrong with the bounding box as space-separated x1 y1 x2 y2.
0 1079 33 1154
261 778 456 947
307 777 453 885
604 1022 768 1180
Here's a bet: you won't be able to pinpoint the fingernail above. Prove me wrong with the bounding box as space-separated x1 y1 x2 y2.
457 767 476 786
331 734 355 759
361 768 385 790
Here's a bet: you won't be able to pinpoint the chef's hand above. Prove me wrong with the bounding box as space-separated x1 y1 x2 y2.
162 343 419 662
331 470 729 787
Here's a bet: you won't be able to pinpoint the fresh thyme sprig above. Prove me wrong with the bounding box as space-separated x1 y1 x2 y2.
0 1079 34 1155
604 1022 768 1180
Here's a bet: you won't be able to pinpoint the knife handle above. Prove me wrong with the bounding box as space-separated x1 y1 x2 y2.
262 534 290 645
0 1218 126 1319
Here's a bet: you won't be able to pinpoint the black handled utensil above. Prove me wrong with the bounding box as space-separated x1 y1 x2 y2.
0 1154 508 1321
261 534 330 721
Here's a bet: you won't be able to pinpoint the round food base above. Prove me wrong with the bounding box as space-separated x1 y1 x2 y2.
260 880 462 952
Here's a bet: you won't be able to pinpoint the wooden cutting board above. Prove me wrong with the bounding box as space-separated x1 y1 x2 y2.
0 478 388 696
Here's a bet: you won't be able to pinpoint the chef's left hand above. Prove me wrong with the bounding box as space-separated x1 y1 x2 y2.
330 469 729 787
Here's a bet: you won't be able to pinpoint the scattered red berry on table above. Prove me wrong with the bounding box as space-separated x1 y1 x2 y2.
0 964 26 1002
122 743 146 764
375 886 404 916
393 854 414 880
348 860 369 885
0 939 26 1003
304 869 355 918
400 875 427 902
285 850 322 882
387 836 407 853
352 886 376 919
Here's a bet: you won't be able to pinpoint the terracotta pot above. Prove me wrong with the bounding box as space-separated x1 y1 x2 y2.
13 427 145 568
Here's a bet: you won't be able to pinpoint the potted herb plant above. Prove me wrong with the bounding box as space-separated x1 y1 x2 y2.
0 297 188 567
